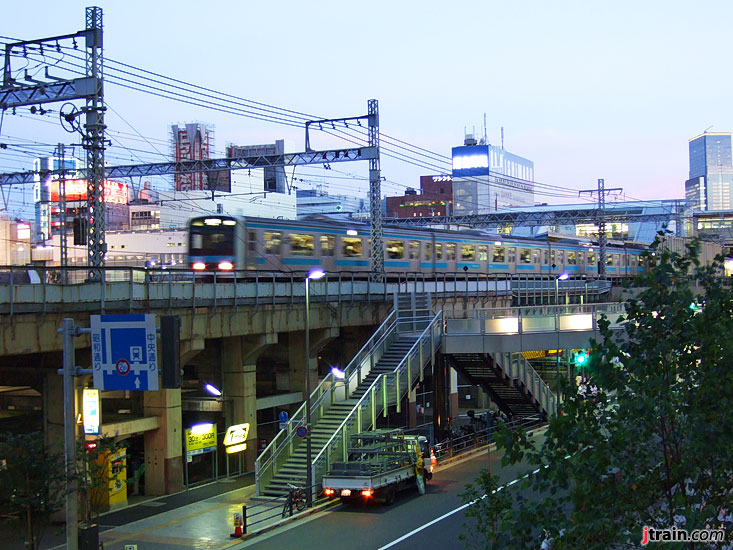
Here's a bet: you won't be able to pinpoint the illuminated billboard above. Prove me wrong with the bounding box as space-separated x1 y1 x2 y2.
48 179 129 205
452 145 490 177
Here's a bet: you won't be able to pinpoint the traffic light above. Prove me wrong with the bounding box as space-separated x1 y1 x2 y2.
85 441 98 451
574 351 588 367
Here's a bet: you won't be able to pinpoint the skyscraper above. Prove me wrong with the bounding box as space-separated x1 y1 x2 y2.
685 132 733 211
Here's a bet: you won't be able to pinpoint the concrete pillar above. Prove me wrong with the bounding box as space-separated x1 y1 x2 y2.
221 335 268 473
433 356 448 440
288 328 339 396
449 367 459 420
143 389 183 496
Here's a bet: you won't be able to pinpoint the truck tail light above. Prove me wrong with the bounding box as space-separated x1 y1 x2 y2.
361 489 372 497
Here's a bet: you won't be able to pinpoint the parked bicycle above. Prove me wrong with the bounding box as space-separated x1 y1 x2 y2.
282 483 307 518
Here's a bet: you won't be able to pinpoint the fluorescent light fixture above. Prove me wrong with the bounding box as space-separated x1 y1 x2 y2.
330 366 345 379
557 272 570 281
307 267 326 280
205 384 221 396
190 422 214 435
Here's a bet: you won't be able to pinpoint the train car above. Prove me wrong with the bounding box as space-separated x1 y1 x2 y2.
187 214 652 280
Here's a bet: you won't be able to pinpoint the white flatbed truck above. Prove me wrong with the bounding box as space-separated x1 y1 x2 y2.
322 429 432 505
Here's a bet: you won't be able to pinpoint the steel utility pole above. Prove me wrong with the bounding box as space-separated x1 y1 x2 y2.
579 179 622 278
368 99 383 282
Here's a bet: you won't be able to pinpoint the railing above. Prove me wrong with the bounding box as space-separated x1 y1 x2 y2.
255 309 400 495
309 310 443 498
495 352 557 416
443 302 627 335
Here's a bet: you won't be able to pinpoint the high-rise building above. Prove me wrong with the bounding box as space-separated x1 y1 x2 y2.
685 132 733 210
451 133 534 216
171 123 216 192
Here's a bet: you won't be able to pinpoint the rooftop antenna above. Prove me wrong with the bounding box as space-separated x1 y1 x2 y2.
501 126 505 150
483 113 488 146
703 125 713 134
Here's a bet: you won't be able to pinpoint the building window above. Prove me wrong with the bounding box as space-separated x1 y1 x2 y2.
320 235 335 256
265 232 281 254
342 237 363 257
386 240 405 259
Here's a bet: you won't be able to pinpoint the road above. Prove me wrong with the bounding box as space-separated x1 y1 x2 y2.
238 432 545 550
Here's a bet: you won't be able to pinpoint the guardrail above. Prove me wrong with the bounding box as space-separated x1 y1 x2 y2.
255 309 400 495
309 311 442 498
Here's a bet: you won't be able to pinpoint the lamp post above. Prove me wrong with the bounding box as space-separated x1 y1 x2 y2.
555 272 569 305
305 267 325 508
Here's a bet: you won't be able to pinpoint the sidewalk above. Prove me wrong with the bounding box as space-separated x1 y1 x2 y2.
8 472 321 550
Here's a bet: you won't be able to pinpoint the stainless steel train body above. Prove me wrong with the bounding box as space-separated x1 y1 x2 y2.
188 215 649 278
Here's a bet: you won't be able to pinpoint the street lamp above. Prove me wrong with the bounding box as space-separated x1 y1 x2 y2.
555 272 569 304
305 266 325 508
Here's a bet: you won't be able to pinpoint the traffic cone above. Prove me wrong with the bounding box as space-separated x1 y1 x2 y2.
230 514 243 538
430 448 438 473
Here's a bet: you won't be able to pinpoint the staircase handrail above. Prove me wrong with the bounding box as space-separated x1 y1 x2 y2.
255 309 398 492
508 352 556 416
312 310 443 470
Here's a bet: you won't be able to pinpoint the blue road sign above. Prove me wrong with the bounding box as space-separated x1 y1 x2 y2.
279 410 289 423
90 314 158 391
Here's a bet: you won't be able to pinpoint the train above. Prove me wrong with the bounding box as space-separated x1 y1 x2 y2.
186 214 680 279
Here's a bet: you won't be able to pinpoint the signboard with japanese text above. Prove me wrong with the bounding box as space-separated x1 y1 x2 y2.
185 425 217 457
90 314 158 391
82 388 100 435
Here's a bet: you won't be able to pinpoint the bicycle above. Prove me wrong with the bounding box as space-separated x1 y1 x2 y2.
282 483 307 518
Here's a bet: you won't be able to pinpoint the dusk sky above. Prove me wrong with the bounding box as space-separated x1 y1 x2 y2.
2 0 732 217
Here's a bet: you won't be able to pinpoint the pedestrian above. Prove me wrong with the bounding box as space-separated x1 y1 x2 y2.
415 450 426 495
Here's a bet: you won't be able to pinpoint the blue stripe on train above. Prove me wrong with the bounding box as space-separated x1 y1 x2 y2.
336 259 370 267
420 262 448 269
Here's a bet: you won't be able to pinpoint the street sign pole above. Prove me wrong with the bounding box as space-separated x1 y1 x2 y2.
62 318 78 550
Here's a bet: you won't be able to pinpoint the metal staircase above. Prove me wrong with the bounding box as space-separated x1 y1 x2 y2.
448 351 556 419
255 294 441 498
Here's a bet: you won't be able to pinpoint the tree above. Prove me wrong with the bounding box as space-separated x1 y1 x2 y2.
0 431 66 550
461 237 733 549
75 436 129 527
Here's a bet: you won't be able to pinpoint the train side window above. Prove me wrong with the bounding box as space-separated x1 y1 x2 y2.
478 245 488 261
556 250 565 265
543 250 549 264
588 251 596 265
342 237 363 257
493 246 505 262
425 243 432 261
248 231 256 252
446 244 456 261
615 254 621 266
435 243 442 260
409 241 420 260
607 255 614 266
550 250 556 265
387 240 405 259
532 250 540 264
461 245 475 261
567 251 577 265
507 247 516 264
290 233 314 255
519 248 532 264
265 232 282 254
321 235 335 256
577 251 585 265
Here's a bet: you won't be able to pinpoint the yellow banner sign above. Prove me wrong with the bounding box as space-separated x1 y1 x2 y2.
185 425 217 454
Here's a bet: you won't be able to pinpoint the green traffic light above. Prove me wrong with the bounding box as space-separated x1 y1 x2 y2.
576 352 587 365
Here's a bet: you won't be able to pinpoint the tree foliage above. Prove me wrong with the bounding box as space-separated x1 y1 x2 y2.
461 237 733 549
0 431 66 550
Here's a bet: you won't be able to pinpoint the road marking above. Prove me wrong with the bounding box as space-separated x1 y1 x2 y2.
377 461 555 550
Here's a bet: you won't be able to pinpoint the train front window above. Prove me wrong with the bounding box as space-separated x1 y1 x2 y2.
265 232 282 254
342 237 363 257
387 240 405 259
290 233 315 255
189 227 235 255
